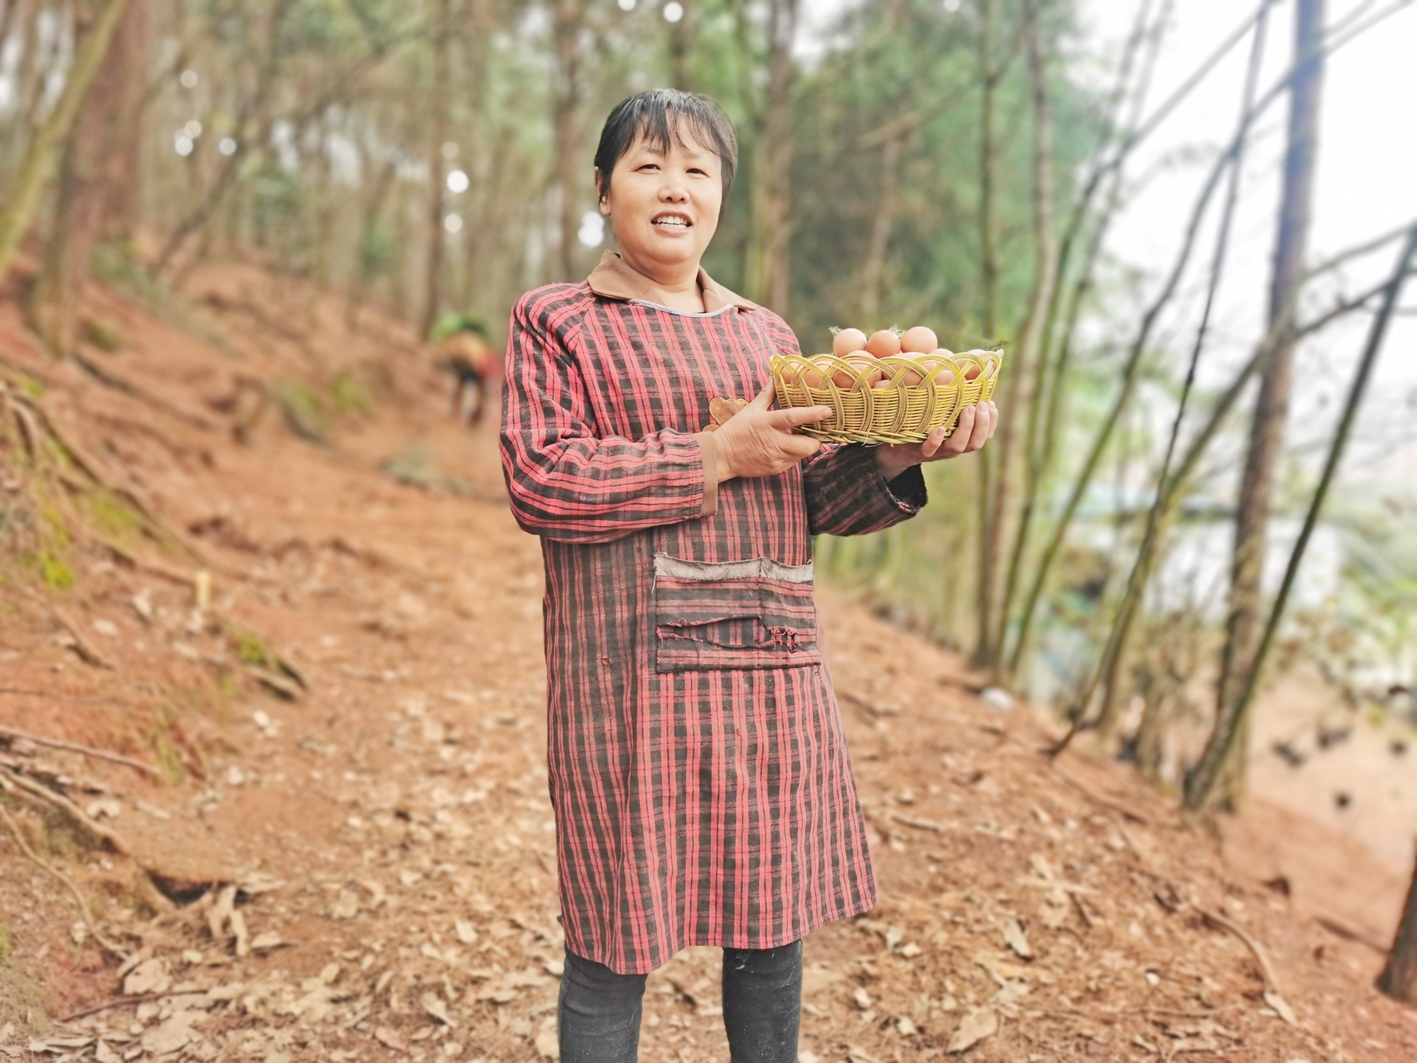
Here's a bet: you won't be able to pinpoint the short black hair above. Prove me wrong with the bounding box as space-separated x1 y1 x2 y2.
593 89 738 201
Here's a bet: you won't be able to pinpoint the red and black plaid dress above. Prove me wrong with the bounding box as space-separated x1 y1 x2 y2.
500 252 927 974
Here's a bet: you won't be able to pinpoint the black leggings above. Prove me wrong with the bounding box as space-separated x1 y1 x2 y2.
558 941 802 1063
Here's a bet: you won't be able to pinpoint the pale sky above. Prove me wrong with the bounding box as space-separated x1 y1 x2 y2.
1078 0 1417 485
800 0 1417 490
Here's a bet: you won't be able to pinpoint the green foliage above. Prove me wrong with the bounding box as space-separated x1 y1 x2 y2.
432 313 492 342
88 489 141 540
327 370 374 417
267 380 329 443
80 317 124 352
250 165 310 272
29 550 75 591
356 224 394 281
233 630 270 667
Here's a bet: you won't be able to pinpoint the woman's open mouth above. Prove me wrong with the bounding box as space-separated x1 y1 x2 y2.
651 213 692 232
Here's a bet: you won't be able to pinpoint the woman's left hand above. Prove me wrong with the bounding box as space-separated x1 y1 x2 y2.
876 401 998 480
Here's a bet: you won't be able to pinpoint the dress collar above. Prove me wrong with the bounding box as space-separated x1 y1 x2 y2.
586 251 757 312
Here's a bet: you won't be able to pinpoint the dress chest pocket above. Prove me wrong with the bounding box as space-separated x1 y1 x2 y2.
651 554 822 673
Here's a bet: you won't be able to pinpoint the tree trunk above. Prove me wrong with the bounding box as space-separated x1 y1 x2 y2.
859 132 903 325
743 0 797 313
986 0 1057 674
668 0 694 91
0 0 28 71
28 0 145 352
971 0 1001 669
1089 0 1270 741
419 0 452 339
102 0 148 244
347 156 398 331
1379 844 1417 1004
0 0 131 280
552 0 587 283
459 0 495 312
150 0 297 278
1193 0 1325 812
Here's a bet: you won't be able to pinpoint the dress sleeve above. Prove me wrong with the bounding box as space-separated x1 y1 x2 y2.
757 313 928 536
499 292 719 544
801 444 926 536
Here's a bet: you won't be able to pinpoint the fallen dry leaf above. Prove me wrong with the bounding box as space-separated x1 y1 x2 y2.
373 1026 406 1051
1001 916 1032 959
122 957 170 996
534 1026 560 1059
948 1007 999 1053
422 992 455 1026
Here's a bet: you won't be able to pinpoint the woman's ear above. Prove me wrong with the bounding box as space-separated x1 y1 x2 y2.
594 168 610 215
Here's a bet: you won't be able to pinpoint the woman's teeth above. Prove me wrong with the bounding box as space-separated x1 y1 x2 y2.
653 217 689 230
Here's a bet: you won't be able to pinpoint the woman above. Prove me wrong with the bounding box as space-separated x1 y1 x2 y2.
500 89 996 1062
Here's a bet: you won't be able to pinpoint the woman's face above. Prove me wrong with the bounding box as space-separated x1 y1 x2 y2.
599 120 723 277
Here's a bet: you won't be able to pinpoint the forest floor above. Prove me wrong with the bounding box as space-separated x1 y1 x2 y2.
0 256 1414 1063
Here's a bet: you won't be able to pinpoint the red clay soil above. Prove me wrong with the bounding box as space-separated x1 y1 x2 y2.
1 259 1414 1062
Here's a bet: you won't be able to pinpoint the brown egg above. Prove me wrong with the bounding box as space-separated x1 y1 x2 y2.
829 354 879 388
901 366 924 387
850 353 885 386
832 328 868 358
865 330 901 358
900 326 938 354
913 349 953 385
802 357 831 388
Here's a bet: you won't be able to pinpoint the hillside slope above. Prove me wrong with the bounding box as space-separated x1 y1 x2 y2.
1 260 1413 1062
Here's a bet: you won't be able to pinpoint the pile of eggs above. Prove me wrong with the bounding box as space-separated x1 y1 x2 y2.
788 326 983 389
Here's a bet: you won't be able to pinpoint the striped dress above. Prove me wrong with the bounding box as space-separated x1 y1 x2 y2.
500 251 927 975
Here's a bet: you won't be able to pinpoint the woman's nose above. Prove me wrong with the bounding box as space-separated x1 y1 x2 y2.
659 179 688 201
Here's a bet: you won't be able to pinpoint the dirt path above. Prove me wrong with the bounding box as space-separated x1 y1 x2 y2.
2 263 1415 1062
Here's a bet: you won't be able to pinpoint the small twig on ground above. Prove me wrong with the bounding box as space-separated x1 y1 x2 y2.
0 686 158 711
1069 890 1095 930
1197 906 1298 1025
889 811 949 834
59 994 162 1023
1050 765 1151 824
0 724 158 776
1312 914 1389 956
0 803 128 958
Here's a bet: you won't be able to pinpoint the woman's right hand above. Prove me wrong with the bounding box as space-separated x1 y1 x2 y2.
713 384 831 483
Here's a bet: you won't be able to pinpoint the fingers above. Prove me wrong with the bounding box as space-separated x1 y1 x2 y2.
782 434 822 460
918 425 947 460
944 406 976 456
769 404 833 429
968 402 995 449
748 382 776 410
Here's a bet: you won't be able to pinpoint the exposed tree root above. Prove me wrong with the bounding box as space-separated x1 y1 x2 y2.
0 803 130 959
0 725 158 776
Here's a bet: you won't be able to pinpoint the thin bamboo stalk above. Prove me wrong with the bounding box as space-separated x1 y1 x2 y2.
1185 225 1417 811
994 0 1171 676
1089 0 1272 741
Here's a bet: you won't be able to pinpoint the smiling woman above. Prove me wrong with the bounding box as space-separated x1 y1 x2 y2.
498 88 995 1063
591 90 736 312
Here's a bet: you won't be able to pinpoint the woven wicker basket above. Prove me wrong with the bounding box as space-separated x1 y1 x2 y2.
770 349 1003 444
